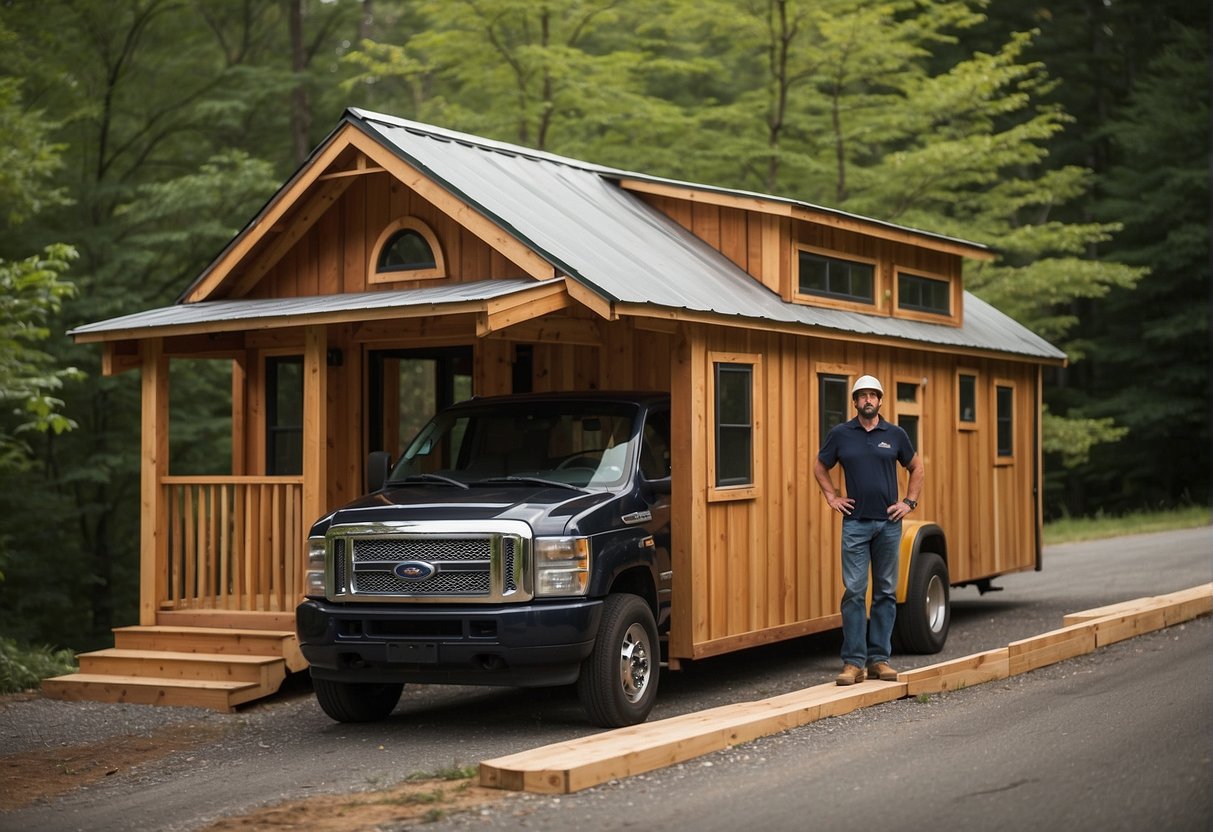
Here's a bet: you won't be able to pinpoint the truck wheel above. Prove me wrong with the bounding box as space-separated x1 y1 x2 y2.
895 551 950 654
312 676 404 722
577 593 659 728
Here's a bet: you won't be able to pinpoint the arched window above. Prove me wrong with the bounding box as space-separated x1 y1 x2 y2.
369 217 445 283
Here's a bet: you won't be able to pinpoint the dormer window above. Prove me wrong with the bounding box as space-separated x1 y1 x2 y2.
898 270 950 315
370 217 446 283
797 249 875 304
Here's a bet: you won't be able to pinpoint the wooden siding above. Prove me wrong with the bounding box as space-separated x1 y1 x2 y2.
669 321 1039 661
246 173 533 300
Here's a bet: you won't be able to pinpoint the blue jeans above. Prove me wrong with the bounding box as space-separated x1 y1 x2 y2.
840 518 902 668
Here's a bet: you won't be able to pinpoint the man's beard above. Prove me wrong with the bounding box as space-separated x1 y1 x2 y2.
859 403 878 418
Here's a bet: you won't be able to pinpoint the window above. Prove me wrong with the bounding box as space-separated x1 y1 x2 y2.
958 372 977 428
378 230 436 272
898 272 950 315
818 373 850 445
895 379 922 455
369 217 446 283
996 384 1014 459
266 356 303 475
640 409 672 480
714 363 753 487
798 251 875 304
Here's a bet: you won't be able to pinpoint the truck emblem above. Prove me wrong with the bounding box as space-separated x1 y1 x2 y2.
393 561 437 581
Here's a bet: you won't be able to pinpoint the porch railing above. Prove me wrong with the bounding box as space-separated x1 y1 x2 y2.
159 476 306 612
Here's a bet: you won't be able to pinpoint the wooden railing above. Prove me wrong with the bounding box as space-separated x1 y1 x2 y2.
160 476 306 612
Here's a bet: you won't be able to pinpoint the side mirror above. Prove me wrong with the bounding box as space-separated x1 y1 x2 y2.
366 451 392 493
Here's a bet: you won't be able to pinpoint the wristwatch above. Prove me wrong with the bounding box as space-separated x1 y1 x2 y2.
903 498 917 511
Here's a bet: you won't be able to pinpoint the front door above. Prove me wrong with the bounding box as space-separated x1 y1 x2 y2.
367 347 474 462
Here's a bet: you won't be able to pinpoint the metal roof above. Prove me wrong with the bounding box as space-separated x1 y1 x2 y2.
71 109 1064 363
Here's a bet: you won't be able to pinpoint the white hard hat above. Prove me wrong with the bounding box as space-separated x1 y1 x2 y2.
851 375 884 398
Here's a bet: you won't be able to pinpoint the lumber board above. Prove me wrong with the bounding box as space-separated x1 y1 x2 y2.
1007 621 1097 676
900 648 1009 696
1159 582 1213 625
481 680 905 794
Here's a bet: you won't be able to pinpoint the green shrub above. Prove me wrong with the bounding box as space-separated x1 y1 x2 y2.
0 637 77 694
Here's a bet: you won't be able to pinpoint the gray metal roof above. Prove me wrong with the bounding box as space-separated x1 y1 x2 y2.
69 279 541 339
72 110 1064 363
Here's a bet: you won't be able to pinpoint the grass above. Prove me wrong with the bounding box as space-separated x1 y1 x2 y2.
0 638 77 694
1043 504 1211 545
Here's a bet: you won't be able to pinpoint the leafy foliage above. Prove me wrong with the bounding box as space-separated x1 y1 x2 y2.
0 637 77 694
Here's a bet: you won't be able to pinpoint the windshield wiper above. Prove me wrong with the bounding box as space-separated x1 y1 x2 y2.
473 476 588 493
395 473 470 489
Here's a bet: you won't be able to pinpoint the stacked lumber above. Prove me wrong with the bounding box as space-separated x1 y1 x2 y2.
481 582 1212 794
40 610 306 712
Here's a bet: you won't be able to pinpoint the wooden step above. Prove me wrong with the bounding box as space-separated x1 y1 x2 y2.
40 673 263 712
77 649 286 688
156 609 297 631
113 625 305 671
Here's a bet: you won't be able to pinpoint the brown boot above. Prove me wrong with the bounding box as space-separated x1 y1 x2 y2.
866 661 898 682
835 664 867 686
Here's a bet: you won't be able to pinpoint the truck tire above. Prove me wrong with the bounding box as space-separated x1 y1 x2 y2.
577 593 660 728
312 676 404 722
895 551 950 654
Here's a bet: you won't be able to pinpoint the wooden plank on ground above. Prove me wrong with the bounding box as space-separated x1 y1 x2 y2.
900 648 1009 696
481 680 905 794
1007 621 1096 676
1158 582 1213 625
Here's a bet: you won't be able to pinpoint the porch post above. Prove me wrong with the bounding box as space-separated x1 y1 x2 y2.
140 337 169 625
301 326 328 592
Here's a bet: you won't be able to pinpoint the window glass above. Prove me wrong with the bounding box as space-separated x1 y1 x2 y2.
958 373 977 423
715 364 753 487
640 409 672 480
899 415 919 454
266 356 303 475
896 382 917 403
798 251 875 303
377 229 436 272
996 385 1014 456
898 272 951 315
819 374 850 444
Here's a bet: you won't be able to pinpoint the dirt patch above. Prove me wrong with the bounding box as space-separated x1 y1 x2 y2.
198 776 512 831
0 692 514 828
0 721 229 811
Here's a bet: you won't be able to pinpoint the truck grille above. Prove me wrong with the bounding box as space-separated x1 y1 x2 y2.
326 523 530 603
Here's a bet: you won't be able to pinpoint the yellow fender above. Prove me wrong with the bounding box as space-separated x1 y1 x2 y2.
896 520 948 603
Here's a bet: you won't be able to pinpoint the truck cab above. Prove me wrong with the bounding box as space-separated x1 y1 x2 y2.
296 392 672 727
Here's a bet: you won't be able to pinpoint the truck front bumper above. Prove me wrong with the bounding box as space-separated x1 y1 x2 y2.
296 598 603 687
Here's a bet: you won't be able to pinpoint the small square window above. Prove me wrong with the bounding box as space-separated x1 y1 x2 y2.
898 272 951 315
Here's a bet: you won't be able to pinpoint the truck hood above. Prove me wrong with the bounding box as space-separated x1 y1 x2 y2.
316 483 624 538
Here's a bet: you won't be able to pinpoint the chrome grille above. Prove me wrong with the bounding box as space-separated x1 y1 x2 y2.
326 521 532 604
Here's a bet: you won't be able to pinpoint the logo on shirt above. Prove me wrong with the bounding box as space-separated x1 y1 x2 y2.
878 441 892 449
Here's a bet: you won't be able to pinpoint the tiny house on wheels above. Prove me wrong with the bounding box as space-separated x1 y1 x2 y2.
48 109 1065 718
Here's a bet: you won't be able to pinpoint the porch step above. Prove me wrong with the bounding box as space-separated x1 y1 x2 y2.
40 673 264 712
77 649 286 688
40 619 308 712
114 625 306 671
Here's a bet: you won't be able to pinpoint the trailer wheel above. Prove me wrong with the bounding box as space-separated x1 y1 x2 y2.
895 551 950 654
312 676 404 722
577 593 660 728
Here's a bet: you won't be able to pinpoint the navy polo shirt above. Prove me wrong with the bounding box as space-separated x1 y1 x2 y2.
818 417 916 521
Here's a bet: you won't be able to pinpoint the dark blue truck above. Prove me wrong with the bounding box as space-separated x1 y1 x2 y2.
296 392 673 727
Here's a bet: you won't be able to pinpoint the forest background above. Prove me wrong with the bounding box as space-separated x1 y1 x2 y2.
0 0 1208 655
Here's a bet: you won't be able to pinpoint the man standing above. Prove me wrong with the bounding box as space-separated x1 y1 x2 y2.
813 375 924 685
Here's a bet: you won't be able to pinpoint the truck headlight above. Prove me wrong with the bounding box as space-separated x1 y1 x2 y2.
534 536 590 596
305 536 327 596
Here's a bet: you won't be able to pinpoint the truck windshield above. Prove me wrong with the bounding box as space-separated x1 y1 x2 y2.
388 401 641 490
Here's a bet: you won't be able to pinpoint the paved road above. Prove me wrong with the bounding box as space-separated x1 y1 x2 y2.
2 526 1210 832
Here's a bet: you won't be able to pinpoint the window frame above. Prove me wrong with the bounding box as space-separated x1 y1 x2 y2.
815 365 855 449
957 369 979 431
369 217 447 284
264 353 303 476
708 352 762 502
893 375 924 461
794 245 880 312
893 265 961 326
995 379 1015 464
